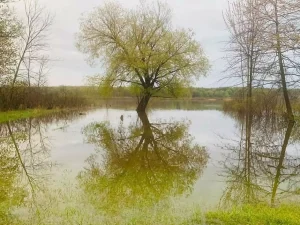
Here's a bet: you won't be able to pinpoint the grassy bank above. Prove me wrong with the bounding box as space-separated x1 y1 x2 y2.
11 203 300 225
0 108 62 123
3 184 300 225
184 204 300 225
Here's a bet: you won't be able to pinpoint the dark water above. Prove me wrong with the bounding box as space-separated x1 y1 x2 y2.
1 102 300 224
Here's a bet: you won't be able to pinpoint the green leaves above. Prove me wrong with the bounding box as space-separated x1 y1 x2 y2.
77 1 209 109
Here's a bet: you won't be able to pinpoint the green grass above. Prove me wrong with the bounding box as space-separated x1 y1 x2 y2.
0 108 61 123
184 204 300 225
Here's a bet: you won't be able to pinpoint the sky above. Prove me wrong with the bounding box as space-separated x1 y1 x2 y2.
14 0 231 87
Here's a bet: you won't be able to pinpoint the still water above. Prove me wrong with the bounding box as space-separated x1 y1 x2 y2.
1 101 300 224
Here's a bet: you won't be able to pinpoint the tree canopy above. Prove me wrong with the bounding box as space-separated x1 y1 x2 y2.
76 1 209 111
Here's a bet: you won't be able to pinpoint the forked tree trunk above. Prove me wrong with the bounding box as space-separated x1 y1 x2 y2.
136 94 151 112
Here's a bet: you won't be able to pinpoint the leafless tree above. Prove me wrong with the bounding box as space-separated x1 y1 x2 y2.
24 53 49 87
35 55 49 87
225 0 300 121
10 0 53 98
224 0 266 97
256 0 300 121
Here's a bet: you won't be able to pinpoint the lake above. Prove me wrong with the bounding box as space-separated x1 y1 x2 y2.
1 100 300 224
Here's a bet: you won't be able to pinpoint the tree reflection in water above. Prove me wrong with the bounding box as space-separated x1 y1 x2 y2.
221 111 300 208
79 112 208 214
0 111 81 224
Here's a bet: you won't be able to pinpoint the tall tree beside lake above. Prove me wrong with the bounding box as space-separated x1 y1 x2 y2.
224 0 265 101
224 0 300 121
258 0 300 122
76 1 209 112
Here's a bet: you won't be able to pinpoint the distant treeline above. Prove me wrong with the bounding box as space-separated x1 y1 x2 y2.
190 87 239 98
79 86 241 99
0 86 238 111
0 86 87 111
3 85 300 111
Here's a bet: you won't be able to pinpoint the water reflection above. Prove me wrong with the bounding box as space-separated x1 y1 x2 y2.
96 98 223 111
0 124 25 224
0 111 82 223
2 104 300 223
221 111 300 207
80 112 209 214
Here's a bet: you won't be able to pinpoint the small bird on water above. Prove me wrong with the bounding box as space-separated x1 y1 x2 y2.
120 115 124 121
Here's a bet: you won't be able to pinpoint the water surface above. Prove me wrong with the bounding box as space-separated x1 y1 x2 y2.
1 101 300 224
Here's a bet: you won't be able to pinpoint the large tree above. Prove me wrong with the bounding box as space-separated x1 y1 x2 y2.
76 1 209 112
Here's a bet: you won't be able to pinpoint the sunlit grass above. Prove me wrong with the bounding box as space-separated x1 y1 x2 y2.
4 170 300 225
0 108 61 123
184 204 300 225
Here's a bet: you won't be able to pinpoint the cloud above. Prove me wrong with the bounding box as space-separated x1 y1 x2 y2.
15 0 230 87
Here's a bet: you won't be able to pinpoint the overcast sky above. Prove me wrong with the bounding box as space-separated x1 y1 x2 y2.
15 0 232 87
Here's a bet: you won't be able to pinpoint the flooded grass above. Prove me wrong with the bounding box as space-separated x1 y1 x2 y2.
0 109 61 123
8 176 198 225
8 193 300 225
204 204 300 225
1 102 300 224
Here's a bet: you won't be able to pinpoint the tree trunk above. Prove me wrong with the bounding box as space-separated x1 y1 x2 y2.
274 1 294 122
137 111 151 128
136 94 151 112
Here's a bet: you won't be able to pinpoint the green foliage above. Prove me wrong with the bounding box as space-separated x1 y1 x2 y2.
0 3 21 80
191 87 240 98
76 1 209 110
0 108 63 123
0 131 27 225
204 204 300 225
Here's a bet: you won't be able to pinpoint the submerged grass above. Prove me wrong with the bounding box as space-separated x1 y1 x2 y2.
0 108 61 123
5 185 300 225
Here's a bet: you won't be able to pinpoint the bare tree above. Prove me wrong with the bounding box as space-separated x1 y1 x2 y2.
224 0 267 99
10 0 53 98
23 53 49 87
257 0 300 121
225 0 300 121
34 55 49 87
